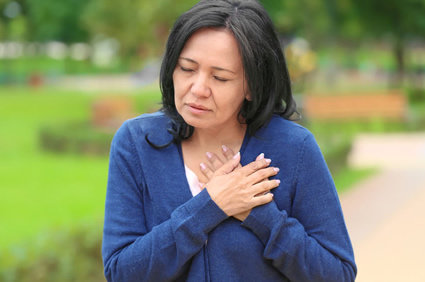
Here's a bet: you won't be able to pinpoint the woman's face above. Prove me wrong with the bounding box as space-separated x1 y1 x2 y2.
173 28 250 131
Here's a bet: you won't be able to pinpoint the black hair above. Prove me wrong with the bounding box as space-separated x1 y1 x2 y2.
155 0 297 146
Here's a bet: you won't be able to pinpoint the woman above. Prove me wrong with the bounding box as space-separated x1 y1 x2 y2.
102 0 357 281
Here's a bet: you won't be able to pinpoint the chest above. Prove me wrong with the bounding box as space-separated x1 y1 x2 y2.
138 137 297 231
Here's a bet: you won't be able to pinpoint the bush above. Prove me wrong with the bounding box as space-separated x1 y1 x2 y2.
407 87 425 104
0 220 105 282
315 134 353 175
39 122 114 156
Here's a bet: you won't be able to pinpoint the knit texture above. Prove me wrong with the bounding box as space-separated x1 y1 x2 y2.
102 112 357 281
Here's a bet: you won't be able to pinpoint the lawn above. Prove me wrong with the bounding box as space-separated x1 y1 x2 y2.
0 86 161 250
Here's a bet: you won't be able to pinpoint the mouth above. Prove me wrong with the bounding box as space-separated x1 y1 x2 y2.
187 103 210 113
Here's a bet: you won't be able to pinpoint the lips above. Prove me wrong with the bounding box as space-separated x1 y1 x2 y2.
187 103 210 111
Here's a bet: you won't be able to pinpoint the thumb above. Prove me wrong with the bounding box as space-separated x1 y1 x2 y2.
216 152 240 175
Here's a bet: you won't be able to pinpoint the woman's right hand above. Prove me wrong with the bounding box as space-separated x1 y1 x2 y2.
203 152 280 218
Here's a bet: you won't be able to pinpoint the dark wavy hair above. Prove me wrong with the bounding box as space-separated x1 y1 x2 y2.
157 0 297 145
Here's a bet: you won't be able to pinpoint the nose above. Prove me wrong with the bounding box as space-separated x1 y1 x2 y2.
191 73 211 98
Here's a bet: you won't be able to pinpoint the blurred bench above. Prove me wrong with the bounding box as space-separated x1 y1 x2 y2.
303 90 407 120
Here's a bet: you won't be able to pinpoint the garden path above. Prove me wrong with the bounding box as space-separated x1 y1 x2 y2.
340 133 425 282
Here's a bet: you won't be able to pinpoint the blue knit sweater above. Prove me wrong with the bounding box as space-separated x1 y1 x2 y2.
102 112 357 281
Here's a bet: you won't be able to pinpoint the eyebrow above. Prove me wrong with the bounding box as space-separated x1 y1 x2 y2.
179 57 236 74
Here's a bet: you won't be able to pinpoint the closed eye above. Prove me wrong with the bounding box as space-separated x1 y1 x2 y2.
214 76 228 82
180 66 194 72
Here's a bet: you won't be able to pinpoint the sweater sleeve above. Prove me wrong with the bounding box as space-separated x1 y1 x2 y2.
102 122 228 282
242 132 357 282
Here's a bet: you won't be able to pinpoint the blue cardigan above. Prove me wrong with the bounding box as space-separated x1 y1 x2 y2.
102 112 356 281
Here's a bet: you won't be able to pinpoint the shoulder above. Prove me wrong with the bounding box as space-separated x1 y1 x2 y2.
256 114 313 145
113 111 173 146
125 111 170 131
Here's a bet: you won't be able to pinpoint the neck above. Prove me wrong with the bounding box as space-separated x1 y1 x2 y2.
187 122 247 154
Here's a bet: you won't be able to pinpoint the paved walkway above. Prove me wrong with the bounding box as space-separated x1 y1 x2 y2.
340 133 425 281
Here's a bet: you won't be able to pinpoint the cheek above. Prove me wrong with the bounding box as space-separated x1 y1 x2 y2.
172 74 181 100
172 72 185 97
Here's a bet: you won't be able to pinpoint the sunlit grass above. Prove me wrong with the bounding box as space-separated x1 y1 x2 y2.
0 86 161 250
333 167 377 194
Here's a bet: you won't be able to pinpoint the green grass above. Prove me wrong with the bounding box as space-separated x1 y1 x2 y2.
333 167 377 194
0 86 161 250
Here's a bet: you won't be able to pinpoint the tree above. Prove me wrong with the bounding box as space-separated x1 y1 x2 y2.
260 0 334 46
82 0 198 58
25 0 90 43
347 0 425 80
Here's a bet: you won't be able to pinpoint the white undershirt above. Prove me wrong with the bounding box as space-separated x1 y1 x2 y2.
184 165 202 196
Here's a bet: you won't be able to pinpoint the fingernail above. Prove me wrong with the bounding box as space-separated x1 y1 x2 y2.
275 179 281 184
265 158 271 164
200 163 207 170
257 153 264 159
273 167 280 172
222 145 228 152
206 152 212 159
233 152 240 159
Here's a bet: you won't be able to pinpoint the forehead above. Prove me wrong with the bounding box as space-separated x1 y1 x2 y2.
179 28 243 70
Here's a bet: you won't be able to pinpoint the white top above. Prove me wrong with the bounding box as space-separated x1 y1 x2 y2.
184 165 202 196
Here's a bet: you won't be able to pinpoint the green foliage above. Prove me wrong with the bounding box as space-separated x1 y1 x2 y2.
82 0 198 56
39 122 114 156
351 0 425 39
0 220 105 282
333 167 377 194
407 87 425 103
408 89 425 131
7 15 27 41
349 0 425 76
25 0 90 43
317 134 352 175
261 0 332 43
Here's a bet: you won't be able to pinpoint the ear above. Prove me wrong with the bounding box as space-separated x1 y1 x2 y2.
245 91 252 101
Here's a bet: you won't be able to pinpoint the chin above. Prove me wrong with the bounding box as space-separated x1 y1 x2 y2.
182 117 207 129
178 109 206 126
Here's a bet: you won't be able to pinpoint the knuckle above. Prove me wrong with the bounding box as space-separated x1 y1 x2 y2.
234 170 243 178
250 162 258 170
259 169 268 178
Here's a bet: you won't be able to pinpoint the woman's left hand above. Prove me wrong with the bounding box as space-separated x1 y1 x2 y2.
200 145 269 221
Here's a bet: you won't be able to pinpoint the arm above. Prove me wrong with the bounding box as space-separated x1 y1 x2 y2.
241 133 357 282
102 123 228 282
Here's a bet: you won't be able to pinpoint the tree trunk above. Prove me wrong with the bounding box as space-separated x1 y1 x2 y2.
393 36 405 87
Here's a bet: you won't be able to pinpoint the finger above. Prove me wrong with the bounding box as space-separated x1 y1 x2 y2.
248 166 280 184
250 192 274 208
200 162 214 180
221 145 236 160
256 153 264 161
251 179 280 196
222 145 242 168
216 152 240 175
206 151 225 171
239 156 272 176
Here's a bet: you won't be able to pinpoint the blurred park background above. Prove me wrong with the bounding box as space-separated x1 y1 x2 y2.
0 0 424 281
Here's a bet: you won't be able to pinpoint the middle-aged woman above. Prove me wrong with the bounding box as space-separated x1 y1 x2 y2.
102 0 357 281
